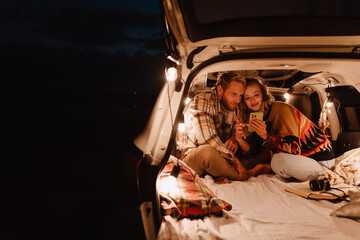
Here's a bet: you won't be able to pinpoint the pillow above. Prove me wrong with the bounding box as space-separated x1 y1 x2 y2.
331 190 360 219
349 190 360 202
331 202 360 219
158 160 232 219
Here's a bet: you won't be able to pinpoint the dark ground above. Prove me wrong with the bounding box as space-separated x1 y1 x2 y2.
2 44 163 240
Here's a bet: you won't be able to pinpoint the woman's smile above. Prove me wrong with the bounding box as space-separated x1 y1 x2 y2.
244 84 264 112
251 102 259 109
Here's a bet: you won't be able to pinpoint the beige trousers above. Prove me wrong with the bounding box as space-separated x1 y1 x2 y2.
182 145 239 179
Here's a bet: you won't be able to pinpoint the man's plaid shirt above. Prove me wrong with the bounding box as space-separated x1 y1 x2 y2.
176 89 236 161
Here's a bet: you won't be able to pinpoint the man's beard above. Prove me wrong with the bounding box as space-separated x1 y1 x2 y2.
220 96 237 111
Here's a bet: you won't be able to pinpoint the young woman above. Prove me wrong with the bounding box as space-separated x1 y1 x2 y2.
235 78 335 181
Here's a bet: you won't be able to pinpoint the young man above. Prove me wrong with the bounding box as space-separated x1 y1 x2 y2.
176 72 270 183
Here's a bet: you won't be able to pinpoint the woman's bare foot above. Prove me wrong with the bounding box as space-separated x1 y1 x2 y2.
214 176 229 184
247 164 271 177
233 157 250 180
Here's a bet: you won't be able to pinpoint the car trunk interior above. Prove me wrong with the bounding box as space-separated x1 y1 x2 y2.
166 68 360 161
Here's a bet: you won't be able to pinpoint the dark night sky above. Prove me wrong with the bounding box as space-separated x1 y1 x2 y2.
2 1 164 239
1 0 162 54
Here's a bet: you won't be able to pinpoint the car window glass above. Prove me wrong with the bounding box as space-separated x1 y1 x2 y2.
332 86 360 132
344 107 360 131
191 0 360 24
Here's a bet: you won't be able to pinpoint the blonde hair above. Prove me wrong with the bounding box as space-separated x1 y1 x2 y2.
318 109 330 132
238 78 275 136
216 72 246 90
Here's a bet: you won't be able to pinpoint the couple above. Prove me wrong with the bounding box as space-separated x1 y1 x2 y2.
176 72 334 184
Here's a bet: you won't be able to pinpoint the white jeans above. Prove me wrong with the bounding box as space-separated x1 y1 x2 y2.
271 153 335 181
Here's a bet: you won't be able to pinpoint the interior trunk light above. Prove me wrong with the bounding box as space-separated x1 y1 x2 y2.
326 96 334 108
178 123 185 133
284 92 290 99
165 67 178 82
284 87 294 100
159 163 181 196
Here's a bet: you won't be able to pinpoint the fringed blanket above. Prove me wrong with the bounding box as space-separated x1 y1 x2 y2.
325 148 360 185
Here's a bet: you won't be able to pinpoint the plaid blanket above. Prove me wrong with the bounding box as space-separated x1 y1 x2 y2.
159 159 232 219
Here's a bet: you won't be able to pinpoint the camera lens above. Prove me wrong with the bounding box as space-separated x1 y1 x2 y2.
309 178 331 191
309 179 321 191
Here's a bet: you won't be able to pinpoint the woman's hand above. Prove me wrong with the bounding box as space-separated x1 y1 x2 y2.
249 119 268 139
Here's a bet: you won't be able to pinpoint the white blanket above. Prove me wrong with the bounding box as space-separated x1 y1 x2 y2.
158 174 360 240
325 148 360 185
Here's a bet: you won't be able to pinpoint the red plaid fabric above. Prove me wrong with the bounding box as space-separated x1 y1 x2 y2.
159 160 232 219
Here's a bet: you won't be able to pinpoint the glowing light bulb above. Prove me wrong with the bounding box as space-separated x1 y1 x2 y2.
159 175 178 195
166 67 178 82
284 92 290 99
326 95 334 108
284 87 294 100
178 123 185 133
159 164 180 196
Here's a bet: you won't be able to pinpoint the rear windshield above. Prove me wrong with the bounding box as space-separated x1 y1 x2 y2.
344 107 360 131
179 0 360 41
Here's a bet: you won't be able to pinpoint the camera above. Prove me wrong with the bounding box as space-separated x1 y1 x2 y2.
309 175 331 191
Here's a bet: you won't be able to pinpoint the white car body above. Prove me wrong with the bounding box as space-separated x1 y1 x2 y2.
129 1 360 238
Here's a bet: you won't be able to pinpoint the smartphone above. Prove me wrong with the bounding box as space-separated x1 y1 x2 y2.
248 112 264 132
